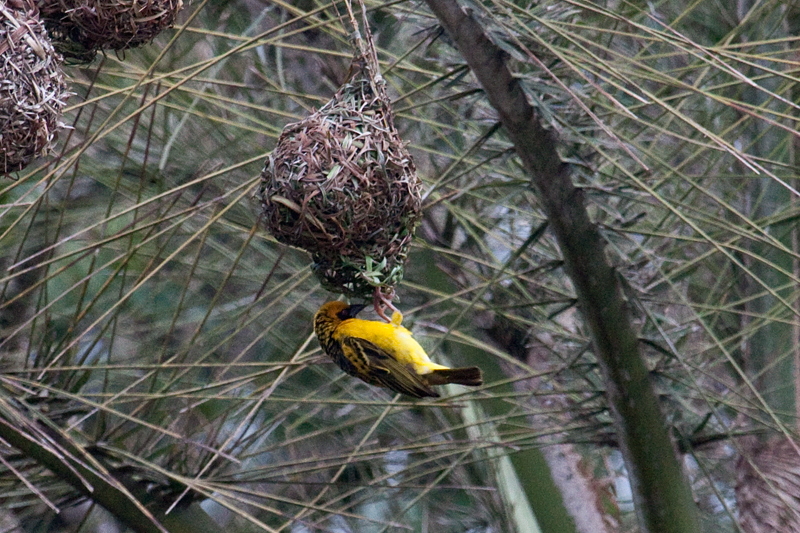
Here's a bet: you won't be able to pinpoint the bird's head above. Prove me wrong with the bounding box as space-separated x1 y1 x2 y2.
314 301 366 350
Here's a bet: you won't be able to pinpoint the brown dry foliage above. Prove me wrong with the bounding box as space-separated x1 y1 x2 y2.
259 56 421 299
0 0 68 175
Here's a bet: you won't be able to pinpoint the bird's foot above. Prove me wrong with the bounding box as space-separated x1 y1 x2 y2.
373 287 399 323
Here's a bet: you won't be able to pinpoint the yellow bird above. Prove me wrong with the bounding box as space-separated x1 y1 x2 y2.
313 301 483 398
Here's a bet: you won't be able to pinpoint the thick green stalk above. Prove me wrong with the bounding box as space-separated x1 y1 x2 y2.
422 1 701 531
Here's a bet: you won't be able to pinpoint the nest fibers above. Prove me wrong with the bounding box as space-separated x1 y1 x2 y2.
259 55 422 300
38 0 183 61
736 437 800 532
0 0 68 176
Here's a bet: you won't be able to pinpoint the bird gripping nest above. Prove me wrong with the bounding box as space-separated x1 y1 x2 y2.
259 16 421 310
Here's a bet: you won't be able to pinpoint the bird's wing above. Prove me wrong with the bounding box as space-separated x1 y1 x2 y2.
341 337 439 398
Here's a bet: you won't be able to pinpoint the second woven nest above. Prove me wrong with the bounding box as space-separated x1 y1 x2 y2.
259 57 421 299
1 0 68 175
39 0 182 61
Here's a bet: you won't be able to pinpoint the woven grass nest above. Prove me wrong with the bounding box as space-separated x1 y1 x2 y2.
259 54 421 301
736 437 800 532
1 0 68 176
38 0 182 61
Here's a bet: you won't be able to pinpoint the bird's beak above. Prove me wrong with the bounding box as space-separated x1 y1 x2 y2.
341 304 366 320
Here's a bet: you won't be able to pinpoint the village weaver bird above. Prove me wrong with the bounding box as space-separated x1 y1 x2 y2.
313 301 483 398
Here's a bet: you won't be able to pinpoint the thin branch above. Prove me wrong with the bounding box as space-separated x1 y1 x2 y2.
0 396 168 533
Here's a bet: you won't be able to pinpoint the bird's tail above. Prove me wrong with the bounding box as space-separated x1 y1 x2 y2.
425 367 483 387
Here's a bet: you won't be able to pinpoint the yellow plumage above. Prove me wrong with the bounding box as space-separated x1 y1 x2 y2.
313 301 483 398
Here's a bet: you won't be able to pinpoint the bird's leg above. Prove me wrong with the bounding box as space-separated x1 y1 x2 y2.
373 287 398 323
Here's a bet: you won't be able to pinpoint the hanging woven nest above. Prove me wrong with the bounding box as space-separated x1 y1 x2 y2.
38 0 183 61
736 436 800 532
1 0 69 176
259 35 421 302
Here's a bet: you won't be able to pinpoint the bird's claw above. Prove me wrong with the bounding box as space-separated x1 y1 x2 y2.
373 287 398 323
